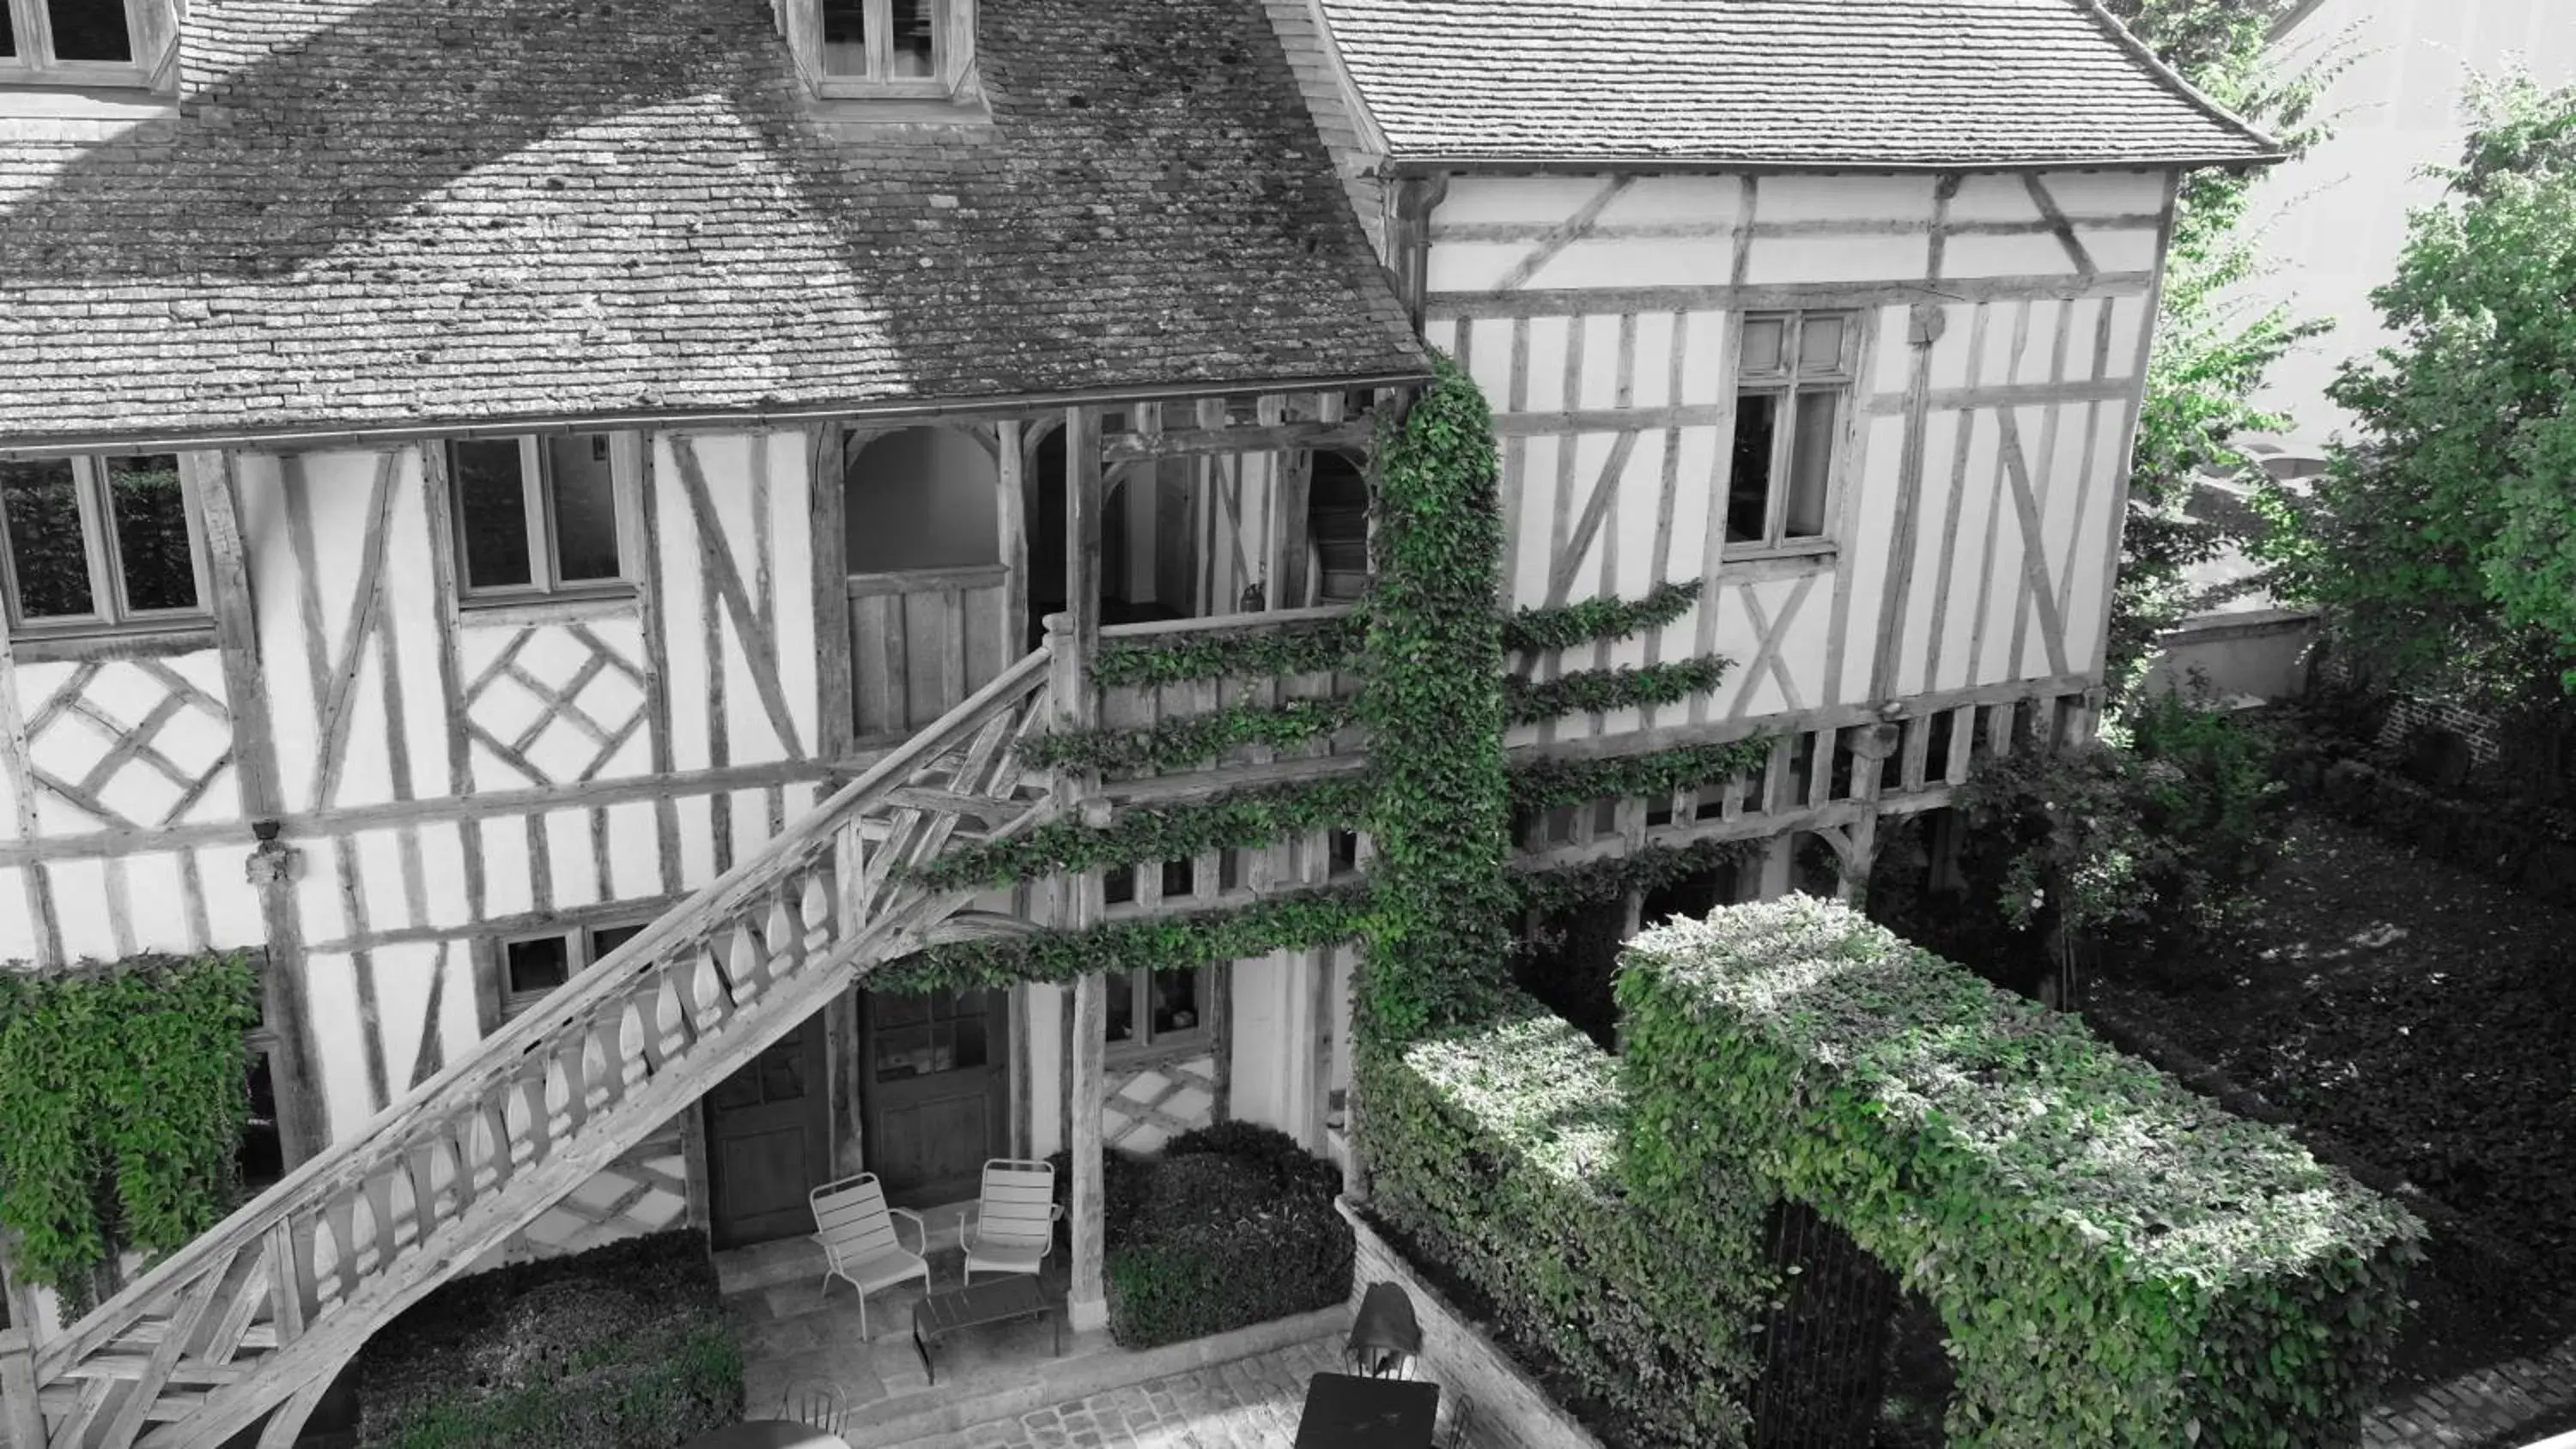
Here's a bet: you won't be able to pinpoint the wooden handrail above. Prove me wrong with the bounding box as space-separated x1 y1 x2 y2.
35 646 1054 1381
1097 602 1355 642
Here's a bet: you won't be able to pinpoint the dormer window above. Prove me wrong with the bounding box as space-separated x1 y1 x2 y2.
1 0 173 88
784 0 975 101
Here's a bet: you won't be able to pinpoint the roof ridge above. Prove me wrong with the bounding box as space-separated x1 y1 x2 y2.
2068 0 2287 161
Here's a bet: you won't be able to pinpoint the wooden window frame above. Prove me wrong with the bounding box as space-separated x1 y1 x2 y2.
811 0 972 100
0 0 153 87
1103 965 1212 1062
498 919 649 1020
1725 309 1860 558
449 433 641 608
0 452 212 640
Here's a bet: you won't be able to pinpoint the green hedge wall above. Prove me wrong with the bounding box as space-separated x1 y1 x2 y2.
1359 996 1757 1446
1615 896 2424 1448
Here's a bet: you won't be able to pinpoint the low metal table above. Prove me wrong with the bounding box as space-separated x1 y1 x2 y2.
911 1275 1060 1385
1294 1371 1441 1448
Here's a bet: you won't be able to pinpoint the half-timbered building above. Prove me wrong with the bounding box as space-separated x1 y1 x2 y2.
0 0 2275 1443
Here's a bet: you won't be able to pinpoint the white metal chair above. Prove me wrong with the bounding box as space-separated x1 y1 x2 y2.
810 1172 931 1338
961 1157 1060 1283
777 1376 849 1436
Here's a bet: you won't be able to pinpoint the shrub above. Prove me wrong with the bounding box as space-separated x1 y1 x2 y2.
1162 1120 1343 1202
1918 691 2288 993
1616 897 2424 1449
1104 1144 1352 1349
1362 997 1757 1446
353 1231 743 1449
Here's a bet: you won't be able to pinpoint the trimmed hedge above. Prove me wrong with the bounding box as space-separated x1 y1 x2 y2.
1360 997 1754 1447
353 1231 742 1449
1090 1125 1354 1350
1616 897 2425 1448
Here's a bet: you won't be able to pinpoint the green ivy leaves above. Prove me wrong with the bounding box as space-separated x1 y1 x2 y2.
917 780 1373 893
1091 615 1368 690
872 887 1376 997
1355 354 1517 1045
1503 657 1730 725
0 952 260 1312
1504 579 1701 655
1017 696 1358 775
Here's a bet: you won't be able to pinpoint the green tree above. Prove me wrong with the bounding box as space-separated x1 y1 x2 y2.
2258 76 2576 699
2094 0 2342 702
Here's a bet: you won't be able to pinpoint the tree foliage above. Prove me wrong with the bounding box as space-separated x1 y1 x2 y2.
2094 0 2342 702
2258 76 2576 697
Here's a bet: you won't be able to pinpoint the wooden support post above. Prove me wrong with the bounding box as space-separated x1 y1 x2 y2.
246 831 328 1166
1058 403 1112 1335
1 1327 41 1449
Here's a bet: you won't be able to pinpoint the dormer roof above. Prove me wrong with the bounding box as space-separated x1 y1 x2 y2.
0 0 1425 452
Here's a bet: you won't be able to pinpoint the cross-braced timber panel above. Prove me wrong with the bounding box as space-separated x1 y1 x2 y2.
459 622 653 790
17 658 234 832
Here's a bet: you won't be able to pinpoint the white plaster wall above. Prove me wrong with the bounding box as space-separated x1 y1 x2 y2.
1431 169 2169 719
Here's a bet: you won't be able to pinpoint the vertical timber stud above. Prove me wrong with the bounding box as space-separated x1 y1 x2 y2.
1873 173 1960 703
1059 403 1112 1335
1 1327 42 1449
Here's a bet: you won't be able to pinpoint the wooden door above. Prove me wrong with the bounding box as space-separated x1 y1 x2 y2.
861 985 1010 1205
704 1014 832 1249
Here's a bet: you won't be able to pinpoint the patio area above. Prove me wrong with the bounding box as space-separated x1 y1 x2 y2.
714 1209 1353 1448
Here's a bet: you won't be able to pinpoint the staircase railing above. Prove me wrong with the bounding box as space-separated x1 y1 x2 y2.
23 647 1056 1449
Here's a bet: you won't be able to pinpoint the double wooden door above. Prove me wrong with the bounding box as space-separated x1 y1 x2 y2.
702 986 1012 1246
861 985 1010 1205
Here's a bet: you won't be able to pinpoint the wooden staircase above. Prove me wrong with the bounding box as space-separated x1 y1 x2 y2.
16 651 1059 1449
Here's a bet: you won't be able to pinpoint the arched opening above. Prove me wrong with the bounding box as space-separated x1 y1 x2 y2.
1305 450 1370 605
1023 427 1188 647
841 427 1010 739
843 427 997 572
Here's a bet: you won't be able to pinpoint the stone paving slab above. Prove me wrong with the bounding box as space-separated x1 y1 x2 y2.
910 1337 1492 1449
2366 1330 2576 1449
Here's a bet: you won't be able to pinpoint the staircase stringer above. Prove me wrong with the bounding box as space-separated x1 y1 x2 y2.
25 649 1057 1449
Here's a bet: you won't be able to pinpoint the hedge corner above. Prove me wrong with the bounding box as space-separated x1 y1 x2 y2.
1614 894 2426 1449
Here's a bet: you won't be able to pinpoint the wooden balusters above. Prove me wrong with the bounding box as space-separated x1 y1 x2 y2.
310 1214 343 1316
801 870 834 956
266 1215 307 1343
544 1051 575 1141
727 922 765 1008
620 997 653 1091
389 1160 421 1260
689 947 726 1034
654 972 689 1060
582 1016 614 1115
428 1135 461 1223
765 894 800 981
349 1187 380 1280
467 1100 502 1197
504 1077 538 1171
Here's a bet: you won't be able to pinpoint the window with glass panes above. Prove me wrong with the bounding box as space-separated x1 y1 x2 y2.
450 434 629 600
817 0 947 91
1104 967 1209 1055
2 0 149 84
501 921 646 1018
1725 312 1856 552
0 453 205 635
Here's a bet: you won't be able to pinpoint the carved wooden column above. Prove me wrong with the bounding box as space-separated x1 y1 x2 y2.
1056 403 1112 1333
246 827 328 1164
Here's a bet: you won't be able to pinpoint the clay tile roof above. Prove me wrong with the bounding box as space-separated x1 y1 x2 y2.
1315 0 2282 169
0 0 1426 451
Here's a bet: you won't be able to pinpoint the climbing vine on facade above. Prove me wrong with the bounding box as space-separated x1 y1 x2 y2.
0 952 260 1313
